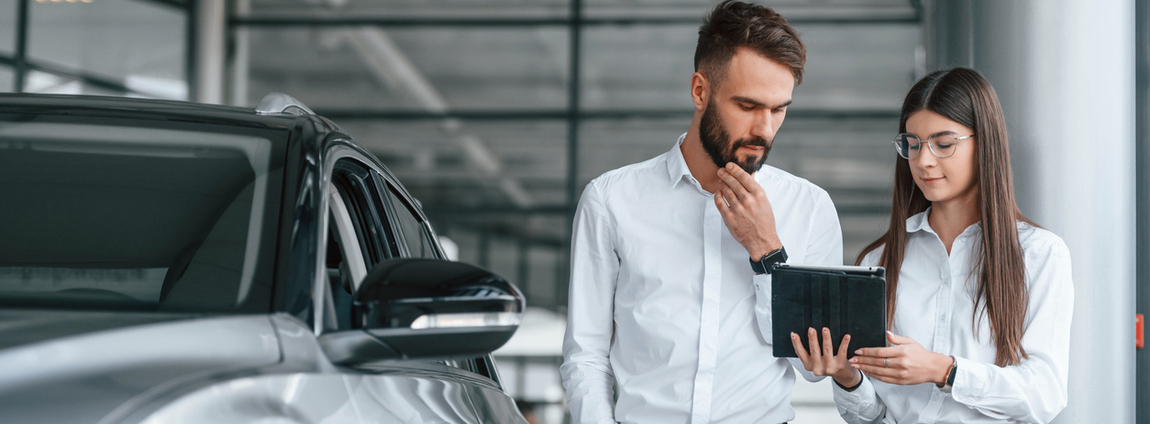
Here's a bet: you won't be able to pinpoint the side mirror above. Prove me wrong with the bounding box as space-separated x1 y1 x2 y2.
319 258 525 365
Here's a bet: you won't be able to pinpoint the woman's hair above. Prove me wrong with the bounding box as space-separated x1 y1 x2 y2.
856 68 1033 366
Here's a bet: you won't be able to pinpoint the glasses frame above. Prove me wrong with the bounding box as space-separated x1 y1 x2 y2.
892 133 974 159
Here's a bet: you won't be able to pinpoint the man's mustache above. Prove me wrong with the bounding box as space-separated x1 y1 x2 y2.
731 137 770 149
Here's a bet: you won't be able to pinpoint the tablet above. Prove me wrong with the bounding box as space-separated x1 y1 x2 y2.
771 264 887 359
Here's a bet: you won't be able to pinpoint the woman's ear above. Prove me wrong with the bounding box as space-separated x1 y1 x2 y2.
690 72 709 111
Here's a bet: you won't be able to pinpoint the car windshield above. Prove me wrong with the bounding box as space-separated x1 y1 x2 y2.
0 120 282 312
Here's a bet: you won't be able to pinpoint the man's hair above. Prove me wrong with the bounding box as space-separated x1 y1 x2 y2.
694 0 806 86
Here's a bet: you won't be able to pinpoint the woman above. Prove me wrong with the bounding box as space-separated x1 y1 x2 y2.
791 68 1073 423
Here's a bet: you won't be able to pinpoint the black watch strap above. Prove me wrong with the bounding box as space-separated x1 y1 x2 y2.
750 246 788 274
834 369 865 392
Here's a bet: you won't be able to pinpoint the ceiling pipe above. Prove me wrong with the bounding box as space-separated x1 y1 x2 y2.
340 28 535 209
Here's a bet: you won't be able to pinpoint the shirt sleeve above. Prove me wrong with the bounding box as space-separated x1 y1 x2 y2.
754 188 844 382
804 189 844 269
831 247 887 423
560 181 622 424
832 375 886 424
948 236 1074 423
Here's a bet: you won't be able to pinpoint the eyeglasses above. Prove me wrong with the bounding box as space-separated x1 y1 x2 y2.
892 133 974 159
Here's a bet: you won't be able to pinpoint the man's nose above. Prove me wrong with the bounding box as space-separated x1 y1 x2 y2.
750 110 774 140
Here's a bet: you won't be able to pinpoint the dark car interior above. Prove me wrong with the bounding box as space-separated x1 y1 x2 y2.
0 133 272 312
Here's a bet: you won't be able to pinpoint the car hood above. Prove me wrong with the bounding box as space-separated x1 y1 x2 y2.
0 309 282 424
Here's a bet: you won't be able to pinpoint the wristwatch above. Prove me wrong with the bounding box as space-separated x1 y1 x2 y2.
750 246 788 275
941 356 958 393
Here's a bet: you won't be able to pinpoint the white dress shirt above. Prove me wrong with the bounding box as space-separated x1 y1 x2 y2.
561 134 843 424
833 209 1073 423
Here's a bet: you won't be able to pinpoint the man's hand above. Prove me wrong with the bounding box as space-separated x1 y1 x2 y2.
714 162 782 258
850 332 953 387
792 327 861 389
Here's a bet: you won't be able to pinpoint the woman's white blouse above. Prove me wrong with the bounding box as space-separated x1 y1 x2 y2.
833 210 1074 423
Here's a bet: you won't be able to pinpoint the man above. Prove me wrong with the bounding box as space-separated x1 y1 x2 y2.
560 2 843 423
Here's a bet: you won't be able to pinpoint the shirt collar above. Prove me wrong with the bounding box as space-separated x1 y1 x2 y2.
906 208 932 234
906 207 983 237
665 132 693 188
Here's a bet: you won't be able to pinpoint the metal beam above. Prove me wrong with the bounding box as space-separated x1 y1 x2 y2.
14 0 28 92
193 0 226 103
1136 0 1150 420
229 6 920 28
137 0 188 10
566 0 582 216
231 16 920 28
312 108 901 121
423 204 889 217
0 54 133 94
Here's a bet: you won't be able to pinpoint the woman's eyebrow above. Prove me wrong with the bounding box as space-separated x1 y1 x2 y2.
907 130 957 139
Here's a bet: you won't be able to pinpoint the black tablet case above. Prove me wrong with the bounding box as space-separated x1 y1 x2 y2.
771 264 887 359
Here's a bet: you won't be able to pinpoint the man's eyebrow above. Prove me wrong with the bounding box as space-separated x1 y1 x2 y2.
731 96 792 109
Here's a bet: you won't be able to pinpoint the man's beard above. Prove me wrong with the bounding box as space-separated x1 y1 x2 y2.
698 98 771 174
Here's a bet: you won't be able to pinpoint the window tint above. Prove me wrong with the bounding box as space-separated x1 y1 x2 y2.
384 182 439 260
323 159 395 331
327 182 367 293
0 121 279 312
332 163 392 267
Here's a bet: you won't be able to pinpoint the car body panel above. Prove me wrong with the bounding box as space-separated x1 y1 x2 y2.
0 312 280 424
131 315 497 424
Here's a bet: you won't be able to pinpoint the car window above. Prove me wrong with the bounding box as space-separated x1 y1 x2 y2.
382 181 440 260
332 162 393 267
0 121 282 312
323 158 399 331
327 182 368 292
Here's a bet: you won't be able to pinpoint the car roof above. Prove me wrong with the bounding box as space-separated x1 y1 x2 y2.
0 93 302 130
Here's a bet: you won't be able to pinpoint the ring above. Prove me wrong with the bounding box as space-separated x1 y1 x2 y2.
884 359 889 367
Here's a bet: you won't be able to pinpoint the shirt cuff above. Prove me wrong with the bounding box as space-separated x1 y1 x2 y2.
949 356 988 402
752 272 772 290
832 374 877 412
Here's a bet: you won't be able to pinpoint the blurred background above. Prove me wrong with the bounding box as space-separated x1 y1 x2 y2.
1 0 1145 422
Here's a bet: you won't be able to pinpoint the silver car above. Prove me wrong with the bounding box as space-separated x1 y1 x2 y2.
0 93 529 424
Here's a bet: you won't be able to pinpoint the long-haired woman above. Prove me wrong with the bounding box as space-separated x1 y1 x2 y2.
790 68 1073 423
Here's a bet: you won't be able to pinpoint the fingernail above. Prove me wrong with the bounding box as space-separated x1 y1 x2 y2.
855 349 862 355
791 333 796 339
823 327 829 333
726 163 734 170
718 168 726 175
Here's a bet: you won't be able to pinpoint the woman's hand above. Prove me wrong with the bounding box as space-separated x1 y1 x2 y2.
850 331 953 386
791 327 860 389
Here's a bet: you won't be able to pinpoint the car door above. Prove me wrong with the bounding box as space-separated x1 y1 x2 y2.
374 175 527 424
316 147 486 423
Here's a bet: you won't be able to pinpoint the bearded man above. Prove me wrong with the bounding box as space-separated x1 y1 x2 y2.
560 2 844 423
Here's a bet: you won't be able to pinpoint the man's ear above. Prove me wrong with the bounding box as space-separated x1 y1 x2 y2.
690 72 709 111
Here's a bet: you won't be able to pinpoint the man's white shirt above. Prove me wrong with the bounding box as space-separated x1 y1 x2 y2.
561 134 843 424
833 209 1073 423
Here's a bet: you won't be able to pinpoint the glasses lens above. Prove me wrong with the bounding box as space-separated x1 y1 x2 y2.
930 134 958 158
894 134 918 159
